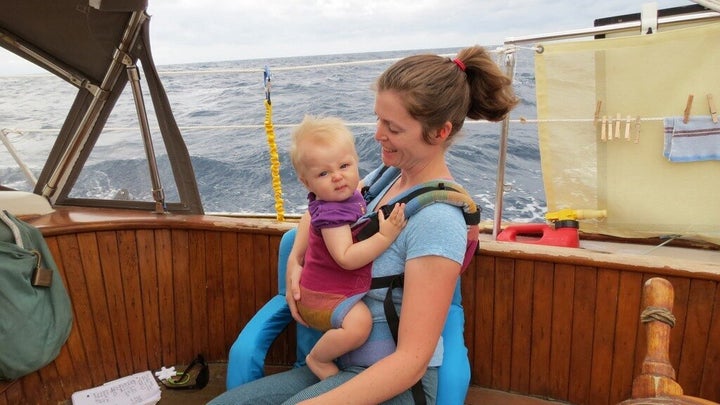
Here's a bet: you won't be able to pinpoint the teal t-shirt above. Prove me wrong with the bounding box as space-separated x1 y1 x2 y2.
339 173 467 368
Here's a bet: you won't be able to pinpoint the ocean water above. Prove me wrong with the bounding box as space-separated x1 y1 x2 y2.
0 47 544 221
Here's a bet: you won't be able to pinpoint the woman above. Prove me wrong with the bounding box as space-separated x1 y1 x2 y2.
209 45 517 405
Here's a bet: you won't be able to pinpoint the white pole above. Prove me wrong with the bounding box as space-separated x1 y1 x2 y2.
0 129 37 188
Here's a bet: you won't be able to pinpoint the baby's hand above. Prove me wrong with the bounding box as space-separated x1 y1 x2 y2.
378 203 407 240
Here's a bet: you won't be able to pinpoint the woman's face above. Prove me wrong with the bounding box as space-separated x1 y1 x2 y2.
373 90 434 170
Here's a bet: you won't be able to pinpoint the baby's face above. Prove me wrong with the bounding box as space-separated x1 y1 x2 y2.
300 142 360 202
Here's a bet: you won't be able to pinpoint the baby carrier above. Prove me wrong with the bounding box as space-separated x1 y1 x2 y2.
356 165 480 405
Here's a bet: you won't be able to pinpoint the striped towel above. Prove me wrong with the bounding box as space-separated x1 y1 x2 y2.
663 116 720 162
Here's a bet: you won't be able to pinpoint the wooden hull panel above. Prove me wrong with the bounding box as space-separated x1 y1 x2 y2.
1 208 718 404
463 241 720 404
0 209 293 404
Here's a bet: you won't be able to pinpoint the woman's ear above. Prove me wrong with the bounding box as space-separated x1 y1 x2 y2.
434 121 453 140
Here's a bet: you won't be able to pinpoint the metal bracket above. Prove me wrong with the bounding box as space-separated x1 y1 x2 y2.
641 2 658 34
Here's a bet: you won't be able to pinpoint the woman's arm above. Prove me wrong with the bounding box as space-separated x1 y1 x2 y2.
286 211 310 326
301 255 460 404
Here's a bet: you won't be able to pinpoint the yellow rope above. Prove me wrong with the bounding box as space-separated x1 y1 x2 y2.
264 98 284 221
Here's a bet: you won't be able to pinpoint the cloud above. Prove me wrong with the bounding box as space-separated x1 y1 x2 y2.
1 0 696 74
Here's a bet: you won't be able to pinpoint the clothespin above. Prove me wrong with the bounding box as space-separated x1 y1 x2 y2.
594 101 603 126
683 94 693 124
634 116 641 143
708 93 718 123
607 115 613 140
624 115 632 140
601 116 607 141
263 65 272 104
614 113 621 139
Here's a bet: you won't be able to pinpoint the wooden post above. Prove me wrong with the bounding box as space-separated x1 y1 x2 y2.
631 277 683 398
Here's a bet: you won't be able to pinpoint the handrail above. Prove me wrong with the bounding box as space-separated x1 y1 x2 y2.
492 48 516 239
0 28 98 93
504 10 719 45
125 63 166 214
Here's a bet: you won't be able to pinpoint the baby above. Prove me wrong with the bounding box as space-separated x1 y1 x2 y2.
289 115 406 379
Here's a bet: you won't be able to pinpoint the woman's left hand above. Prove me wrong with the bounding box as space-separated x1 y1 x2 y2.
286 212 310 327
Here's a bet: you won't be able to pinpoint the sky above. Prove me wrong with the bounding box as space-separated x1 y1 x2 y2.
0 0 700 75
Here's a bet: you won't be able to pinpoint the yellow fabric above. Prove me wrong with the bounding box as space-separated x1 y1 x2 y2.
534 23 720 244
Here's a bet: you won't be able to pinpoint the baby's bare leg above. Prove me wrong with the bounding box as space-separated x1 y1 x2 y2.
306 301 372 380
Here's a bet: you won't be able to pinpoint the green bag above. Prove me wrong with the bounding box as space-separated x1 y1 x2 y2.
0 210 73 380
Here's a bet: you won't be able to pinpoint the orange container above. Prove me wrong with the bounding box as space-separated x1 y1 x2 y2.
496 220 579 248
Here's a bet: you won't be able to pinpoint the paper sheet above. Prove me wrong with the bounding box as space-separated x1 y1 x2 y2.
71 370 161 405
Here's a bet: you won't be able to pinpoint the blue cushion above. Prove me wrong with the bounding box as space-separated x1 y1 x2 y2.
225 295 292 388
438 302 470 404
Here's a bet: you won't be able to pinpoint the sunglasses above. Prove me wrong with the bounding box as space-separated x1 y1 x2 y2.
160 354 209 390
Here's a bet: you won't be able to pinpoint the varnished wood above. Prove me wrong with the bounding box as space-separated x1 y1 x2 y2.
632 278 682 398
2 207 719 404
619 278 720 405
462 240 720 404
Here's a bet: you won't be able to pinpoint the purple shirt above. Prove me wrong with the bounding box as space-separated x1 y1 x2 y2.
298 191 372 330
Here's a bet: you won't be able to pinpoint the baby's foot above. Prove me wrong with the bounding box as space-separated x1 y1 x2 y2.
306 354 339 380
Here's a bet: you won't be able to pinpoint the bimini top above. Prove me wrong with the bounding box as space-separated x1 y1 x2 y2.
0 0 203 214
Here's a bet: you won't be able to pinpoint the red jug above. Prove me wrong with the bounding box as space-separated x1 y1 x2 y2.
496 220 579 248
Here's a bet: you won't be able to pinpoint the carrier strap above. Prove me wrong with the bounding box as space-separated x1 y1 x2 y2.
356 180 480 242
370 274 426 405
363 165 480 405
360 165 396 205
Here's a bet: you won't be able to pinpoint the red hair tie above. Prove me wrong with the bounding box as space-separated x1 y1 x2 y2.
453 58 466 72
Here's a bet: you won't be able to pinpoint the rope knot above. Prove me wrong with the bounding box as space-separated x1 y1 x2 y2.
640 306 676 327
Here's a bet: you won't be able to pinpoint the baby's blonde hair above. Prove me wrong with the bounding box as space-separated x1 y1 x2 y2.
289 115 358 175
